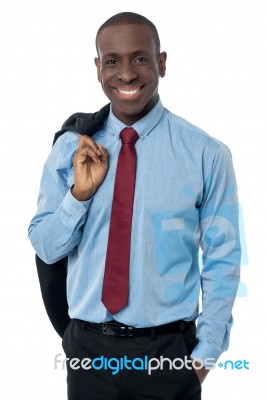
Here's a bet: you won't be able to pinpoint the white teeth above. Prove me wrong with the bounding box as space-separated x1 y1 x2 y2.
118 89 139 95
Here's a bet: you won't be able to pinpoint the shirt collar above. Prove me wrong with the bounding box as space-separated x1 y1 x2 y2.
106 98 164 140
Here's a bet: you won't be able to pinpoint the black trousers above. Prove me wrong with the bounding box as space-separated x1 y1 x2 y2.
62 319 201 400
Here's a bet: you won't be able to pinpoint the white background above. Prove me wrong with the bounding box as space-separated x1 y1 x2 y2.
0 0 265 398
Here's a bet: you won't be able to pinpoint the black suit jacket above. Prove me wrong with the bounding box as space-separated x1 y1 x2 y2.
35 103 110 338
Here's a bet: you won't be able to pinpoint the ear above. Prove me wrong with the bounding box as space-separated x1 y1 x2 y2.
158 51 167 78
94 57 101 82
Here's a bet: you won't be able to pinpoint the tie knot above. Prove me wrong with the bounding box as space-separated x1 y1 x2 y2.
120 127 139 144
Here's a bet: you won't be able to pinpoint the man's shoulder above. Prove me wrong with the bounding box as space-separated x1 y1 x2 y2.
52 131 79 154
163 108 224 150
54 103 110 145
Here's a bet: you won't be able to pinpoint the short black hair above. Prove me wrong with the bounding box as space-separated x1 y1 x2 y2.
96 12 160 54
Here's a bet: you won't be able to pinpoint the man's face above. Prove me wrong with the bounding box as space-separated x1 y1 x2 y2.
95 24 167 126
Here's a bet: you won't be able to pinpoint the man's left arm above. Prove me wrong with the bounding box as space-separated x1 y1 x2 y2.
191 142 241 382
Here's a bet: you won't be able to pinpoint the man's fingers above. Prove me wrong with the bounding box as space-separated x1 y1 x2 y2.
97 144 108 159
76 136 107 162
74 146 100 165
78 134 101 155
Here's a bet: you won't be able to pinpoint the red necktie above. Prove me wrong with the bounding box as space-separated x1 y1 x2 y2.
102 127 139 315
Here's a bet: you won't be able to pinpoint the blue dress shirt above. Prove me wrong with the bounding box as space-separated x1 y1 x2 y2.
28 99 241 365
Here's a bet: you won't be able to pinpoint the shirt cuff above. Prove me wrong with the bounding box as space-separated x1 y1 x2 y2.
61 189 92 217
190 341 220 370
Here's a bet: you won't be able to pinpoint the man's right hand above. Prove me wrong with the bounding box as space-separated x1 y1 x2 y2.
71 134 109 201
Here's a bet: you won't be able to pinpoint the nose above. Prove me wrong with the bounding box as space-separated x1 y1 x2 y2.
117 61 138 83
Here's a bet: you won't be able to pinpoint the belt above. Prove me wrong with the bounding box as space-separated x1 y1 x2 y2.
76 319 195 338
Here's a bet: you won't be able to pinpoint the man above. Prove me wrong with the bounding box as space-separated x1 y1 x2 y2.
29 12 241 400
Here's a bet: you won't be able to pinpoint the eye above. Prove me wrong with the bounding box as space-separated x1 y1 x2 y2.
105 59 118 65
136 57 148 63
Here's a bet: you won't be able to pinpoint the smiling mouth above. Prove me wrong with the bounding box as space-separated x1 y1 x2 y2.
116 86 143 96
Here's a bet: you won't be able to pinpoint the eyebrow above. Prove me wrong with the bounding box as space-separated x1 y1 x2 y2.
101 50 151 59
